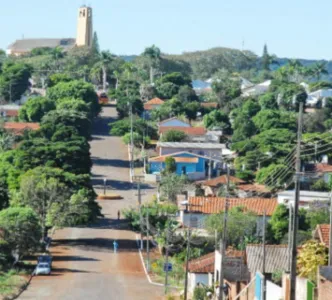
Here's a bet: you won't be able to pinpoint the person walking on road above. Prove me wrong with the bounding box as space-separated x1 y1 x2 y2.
117 210 120 220
113 240 119 253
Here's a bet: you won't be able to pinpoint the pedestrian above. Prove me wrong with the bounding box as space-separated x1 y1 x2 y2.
117 210 120 220
223 282 230 300
113 240 119 253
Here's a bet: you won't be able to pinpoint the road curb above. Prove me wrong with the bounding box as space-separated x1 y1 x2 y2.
135 234 164 287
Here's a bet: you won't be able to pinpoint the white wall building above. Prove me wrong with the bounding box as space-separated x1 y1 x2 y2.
277 190 330 209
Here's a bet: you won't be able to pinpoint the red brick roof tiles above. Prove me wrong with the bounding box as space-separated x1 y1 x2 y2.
201 102 218 108
149 156 199 163
188 252 215 273
145 98 165 105
316 224 330 247
4 122 40 134
188 197 278 216
315 164 332 173
199 175 245 187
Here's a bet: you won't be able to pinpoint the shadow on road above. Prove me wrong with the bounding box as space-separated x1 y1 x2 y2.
52 238 140 253
49 268 97 276
91 157 129 168
52 255 100 262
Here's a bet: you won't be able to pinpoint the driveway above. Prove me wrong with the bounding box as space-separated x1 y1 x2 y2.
18 106 163 300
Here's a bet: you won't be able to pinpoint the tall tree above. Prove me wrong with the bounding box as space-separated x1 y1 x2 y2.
142 45 161 84
310 62 328 81
100 51 114 91
92 31 100 57
261 44 279 72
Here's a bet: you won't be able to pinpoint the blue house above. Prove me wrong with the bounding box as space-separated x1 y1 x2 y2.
148 151 219 180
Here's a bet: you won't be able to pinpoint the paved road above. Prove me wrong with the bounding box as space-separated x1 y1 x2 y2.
18 106 163 300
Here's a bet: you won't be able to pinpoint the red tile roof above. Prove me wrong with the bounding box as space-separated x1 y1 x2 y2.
201 102 218 108
188 197 278 216
315 164 332 173
237 184 270 193
4 122 40 134
149 156 199 163
145 98 164 105
188 252 215 273
159 126 207 136
316 224 330 247
198 175 245 187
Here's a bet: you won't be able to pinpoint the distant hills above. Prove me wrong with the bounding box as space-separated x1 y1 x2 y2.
121 47 332 81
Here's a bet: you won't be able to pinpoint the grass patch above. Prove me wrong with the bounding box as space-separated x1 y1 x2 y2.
0 270 28 299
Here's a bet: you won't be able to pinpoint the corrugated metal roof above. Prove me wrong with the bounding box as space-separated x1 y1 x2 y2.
246 244 289 274
199 175 245 187
8 38 75 52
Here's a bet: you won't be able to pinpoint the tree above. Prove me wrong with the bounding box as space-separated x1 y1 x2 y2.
306 205 330 230
184 102 200 122
0 63 31 102
41 109 92 140
122 132 147 147
161 130 187 142
205 206 257 247
46 73 73 87
156 82 179 99
269 204 289 242
261 44 279 72
256 164 292 187
232 117 256 142
47 80 101 117
56 98 91 120
156 72 192 88
160 174 188 202
91 31 100 57
0 207 41 259
176 85 199 103
297 240 328 282
142 45 161 84
19 96 56 122
99 51 114 91
165 157 176 174
203 110 231 132
258 93 278 110
310 62 328 81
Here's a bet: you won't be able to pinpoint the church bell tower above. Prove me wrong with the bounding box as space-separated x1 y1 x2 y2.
76 6 93 47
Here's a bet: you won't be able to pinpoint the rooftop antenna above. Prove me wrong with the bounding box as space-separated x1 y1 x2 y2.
242 38 245 51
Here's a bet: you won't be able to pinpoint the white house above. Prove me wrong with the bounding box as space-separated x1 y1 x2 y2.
187 252 214 294
277 190 330 209
158 117 191 128
242 80 272 97
306 89 332 107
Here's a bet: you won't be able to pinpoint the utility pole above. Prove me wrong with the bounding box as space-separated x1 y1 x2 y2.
290 102 304 300
329 191 332 265
137 180 143 250
129 99 134 182
184 214 192 300
288 204 293 272
164 219 170 295
262 210 267 300
146 210 150 272
219 165 230 300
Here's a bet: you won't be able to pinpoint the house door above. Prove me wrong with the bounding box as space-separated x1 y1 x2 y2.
182 166 187 175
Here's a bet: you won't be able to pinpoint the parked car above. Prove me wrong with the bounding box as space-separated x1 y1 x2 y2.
35 263 51 275
98 92 109 105
38 255 52 267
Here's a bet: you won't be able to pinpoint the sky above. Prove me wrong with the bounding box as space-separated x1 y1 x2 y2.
0 0 331 60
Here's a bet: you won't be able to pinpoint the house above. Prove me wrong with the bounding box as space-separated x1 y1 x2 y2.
148 151 220 180
242 80 272 97
0 104 20 119
214 248 250 299
157 142 230 158
314 224 330 248
7 38 76 56
246 244 289 279
4 122 40 135
142 98 165 119
315 163 332 183
196 175 245 196
237 183 271 198
306 89 332 107
277 190 330 209
187 252 215 294
158 126 207 142
180 197 278 234
318 266 332 300
158 117 191 128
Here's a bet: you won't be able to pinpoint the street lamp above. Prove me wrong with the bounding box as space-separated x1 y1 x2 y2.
103 178 107 195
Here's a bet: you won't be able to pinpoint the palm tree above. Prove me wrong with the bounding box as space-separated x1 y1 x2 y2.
142 45 161 84
100 51 114 91
311 62 328 81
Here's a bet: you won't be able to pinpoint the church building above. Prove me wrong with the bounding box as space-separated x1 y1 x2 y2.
6 6 93 56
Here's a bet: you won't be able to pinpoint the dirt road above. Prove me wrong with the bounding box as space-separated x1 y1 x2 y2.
18 106 163 300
